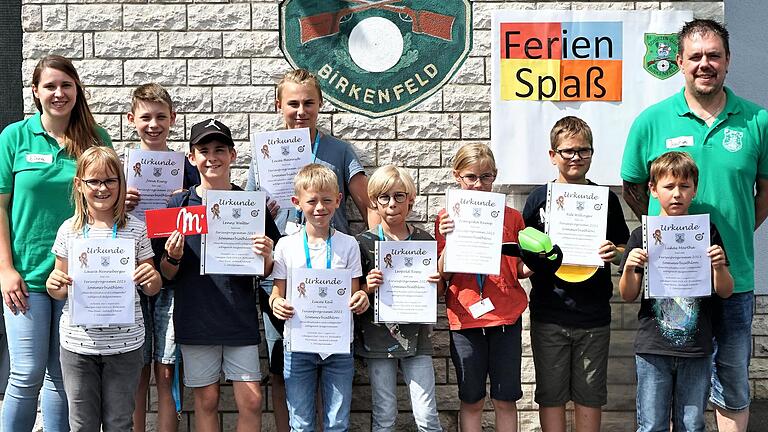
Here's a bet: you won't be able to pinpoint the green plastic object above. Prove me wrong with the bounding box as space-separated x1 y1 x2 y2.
518 227 557 261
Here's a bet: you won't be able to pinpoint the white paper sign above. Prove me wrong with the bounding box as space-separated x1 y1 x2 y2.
286 268 352 355
125 149 186 220
201 190 266 275
251 128 312 208
443 189 506 275
644 214 711 298
69 238 136 326
375 240 437 324
490 10 693 185
545 183 609 267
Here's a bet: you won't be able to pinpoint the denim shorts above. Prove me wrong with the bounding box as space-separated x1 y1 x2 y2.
449 320 523 403
140 288 178 365
636 353 711 432
179 344 261 388
530 321 609 407
711 291 754 411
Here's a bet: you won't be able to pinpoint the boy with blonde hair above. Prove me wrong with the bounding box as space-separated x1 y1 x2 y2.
356 165 442 432
269 163 369 431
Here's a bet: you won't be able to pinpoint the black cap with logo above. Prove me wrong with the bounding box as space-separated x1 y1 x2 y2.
189 119 234 148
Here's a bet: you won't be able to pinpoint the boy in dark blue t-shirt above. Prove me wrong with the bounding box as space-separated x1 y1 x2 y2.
159 119 281 431
522 116 629 431
619 151 733 431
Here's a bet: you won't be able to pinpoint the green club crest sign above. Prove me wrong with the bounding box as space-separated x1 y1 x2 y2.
643 33 680 80
279 0 472 118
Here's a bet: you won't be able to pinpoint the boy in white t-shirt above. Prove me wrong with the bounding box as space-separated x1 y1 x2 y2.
269 163 369 431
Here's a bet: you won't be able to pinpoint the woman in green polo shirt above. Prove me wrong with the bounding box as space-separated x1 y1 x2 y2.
0 55 111 431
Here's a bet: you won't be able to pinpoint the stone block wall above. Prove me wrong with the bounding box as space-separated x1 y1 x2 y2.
17 1 768 431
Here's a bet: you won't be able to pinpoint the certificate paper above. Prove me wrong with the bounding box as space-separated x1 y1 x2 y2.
545 183 609 267
251 128 312 208
443 189 505 275
374 241 437 324
201 190 266 275
643 214 711 298
286 268 352 355
125 149 185 220
69 239 135 326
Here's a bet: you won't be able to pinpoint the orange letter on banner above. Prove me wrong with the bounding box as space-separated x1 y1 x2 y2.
559 60 622 101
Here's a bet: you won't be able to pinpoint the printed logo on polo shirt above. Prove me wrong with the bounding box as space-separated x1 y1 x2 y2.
280 0 472 118
499 21 623 101
722 128 744 152
642 33 680 80
25 153 53 164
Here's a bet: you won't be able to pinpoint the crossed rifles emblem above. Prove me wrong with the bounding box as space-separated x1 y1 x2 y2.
299 0 455 44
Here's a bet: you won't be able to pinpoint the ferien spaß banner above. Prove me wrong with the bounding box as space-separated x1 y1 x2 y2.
491 10 693 185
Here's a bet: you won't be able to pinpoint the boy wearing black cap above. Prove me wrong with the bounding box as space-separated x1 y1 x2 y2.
159 119 281 431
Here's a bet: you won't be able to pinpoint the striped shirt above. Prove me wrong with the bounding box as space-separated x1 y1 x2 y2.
52 214 154 355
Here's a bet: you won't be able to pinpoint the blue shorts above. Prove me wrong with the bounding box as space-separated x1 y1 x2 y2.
711 291 754 411
449 320 523 403
140 288 178 365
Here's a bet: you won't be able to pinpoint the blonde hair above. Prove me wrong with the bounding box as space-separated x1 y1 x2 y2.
550 116 593 150
71 147 128 231
277 69 323 105
649 151 699 187
367 165 417 203
32 55 107 158
293 163 339 195
131 83 174 113
452 143 497 174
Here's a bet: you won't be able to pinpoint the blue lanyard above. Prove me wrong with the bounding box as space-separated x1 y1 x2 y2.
82 223 118 239
311 130 321 163
303 226 332 269
377 224 411 241
476 274 486 298
292 131 322 225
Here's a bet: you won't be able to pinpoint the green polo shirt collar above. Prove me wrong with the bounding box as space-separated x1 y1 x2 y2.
673 87 742 119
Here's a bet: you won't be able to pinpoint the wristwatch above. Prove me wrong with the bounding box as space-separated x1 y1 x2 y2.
165 254 181 266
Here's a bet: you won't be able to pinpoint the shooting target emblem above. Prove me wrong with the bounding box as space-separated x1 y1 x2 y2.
280 0 472 118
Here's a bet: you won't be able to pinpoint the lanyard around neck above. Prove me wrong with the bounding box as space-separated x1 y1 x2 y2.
377 224 412 241
303 226 332 269
311 131 321 163
476 274 486 298
83 223 118 239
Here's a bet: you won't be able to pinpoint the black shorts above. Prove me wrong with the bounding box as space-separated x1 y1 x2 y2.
449 320 523 403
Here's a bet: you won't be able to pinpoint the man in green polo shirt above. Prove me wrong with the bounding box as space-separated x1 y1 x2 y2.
621 19 768 432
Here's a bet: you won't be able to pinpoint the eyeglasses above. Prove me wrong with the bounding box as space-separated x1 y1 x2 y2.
555 148 593 160
81 177 120 190
377 192 408 205
458 174 496 185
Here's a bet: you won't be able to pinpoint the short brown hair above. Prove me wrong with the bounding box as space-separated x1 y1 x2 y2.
293 163 338 195
550 116 593 151
678 19 729 57
277 69 323 105
649 151 699 187
131 83 174 113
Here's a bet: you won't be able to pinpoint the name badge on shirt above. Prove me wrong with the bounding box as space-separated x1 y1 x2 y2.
468 298 495 319
665 136 694 149
26 153 53 164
